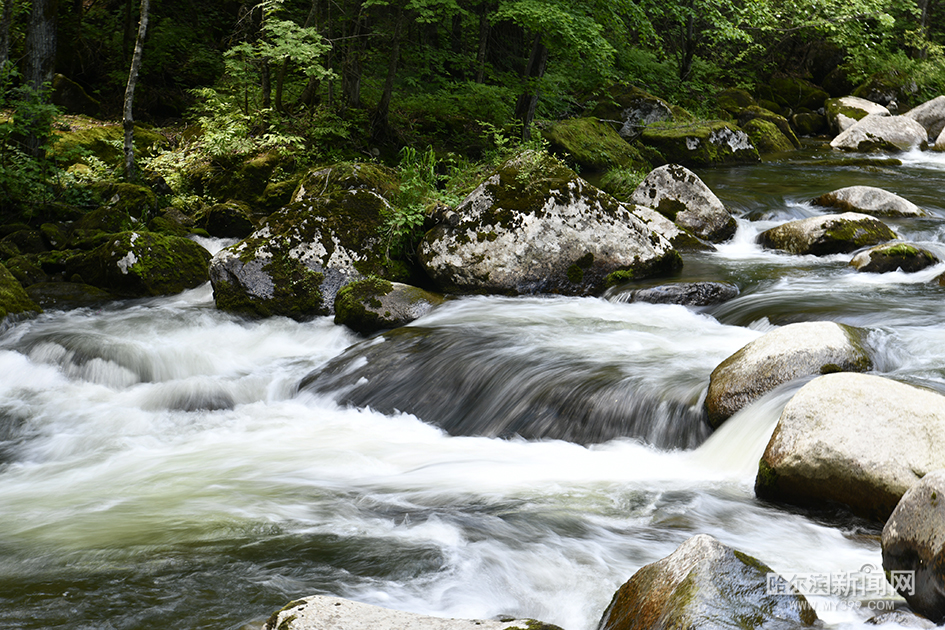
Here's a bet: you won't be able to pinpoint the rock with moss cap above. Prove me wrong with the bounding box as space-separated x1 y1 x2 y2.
640 120 759 166
597 534 817 630
630 164 736 243
741 119 796 155
0 263 41 320
590 85 678 140
824 96 889 134
292 162 399 203
737 106 800 148
811 185 925 218
51 123 164 166
417 151 681 297
792 112 827 137
51 74 101 117
769 76 829 111
264 595 564 630
756 372 945 521
705 321 872 428
541 117 649 172
758 212 896 256
850 242 939 273
334 278 444 334
70 231 210 297
197 201 256 238
830 114 928 152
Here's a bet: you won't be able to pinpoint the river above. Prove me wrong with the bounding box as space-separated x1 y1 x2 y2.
1 143 943 630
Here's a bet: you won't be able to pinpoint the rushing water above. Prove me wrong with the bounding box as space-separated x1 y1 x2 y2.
2 143 945 630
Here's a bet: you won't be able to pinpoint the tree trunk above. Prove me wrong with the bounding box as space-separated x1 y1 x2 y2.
294 0 322 110
24 0 58 157
371 3 404 141
342 1 365 109
513 33 548 140
123 0 149 182
475 3 491 83
678 13 696 82
917 0 932 59
0 0 14 72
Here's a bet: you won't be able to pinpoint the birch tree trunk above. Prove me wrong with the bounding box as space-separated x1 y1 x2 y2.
123 0 149 181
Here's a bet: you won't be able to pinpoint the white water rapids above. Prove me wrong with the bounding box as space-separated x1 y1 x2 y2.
2 147 945 630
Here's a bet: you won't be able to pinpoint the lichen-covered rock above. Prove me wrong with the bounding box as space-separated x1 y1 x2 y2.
597 534 817 630
737 106 800 148
334 278 444 334
615 282 738 306
623 204 712 252
542 117 649 172
904 95 945 141
198 201 256 238
265 595 564 630
758 212 897 256
640 120 759 166
882 469 945 624
756 372 945 521
590 86 677 140
210 187 405 319
417 151 682 296
630 164 736 243
850 242 939 273
0 263 41 320
824 96 889 134
811 185 925 218
741 118 796 154
705 321 872 428
292 162 399 204
830 114 928 152
71 231 210 297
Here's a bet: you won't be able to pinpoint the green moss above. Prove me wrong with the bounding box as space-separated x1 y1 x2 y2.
541 117 649 172
741 119 796 155
51 124 165 165
755 459 779 494
640 120 760 166
0 262 41 319
334 277 395 331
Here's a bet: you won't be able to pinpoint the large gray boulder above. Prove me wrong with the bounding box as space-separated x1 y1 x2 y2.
904 95 945 141
705 321 872 428
630 164 737 243
824 96 889 135
417 151 682 296
830 114 928 152
850 242 939 273
264 595 564 630
756 372 945 521
810 185 926 218
759 212 896 256
596 534 817 630
882 469 945 623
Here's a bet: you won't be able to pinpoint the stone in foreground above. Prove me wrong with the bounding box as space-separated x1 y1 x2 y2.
597 534 817 630
756 373 945 521
758 212 896 256
264 595 563 630
883 470 945 624
705 321 872 428
811 185 926 218
850 242 939 274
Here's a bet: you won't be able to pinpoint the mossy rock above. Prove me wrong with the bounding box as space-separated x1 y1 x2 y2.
203 152 285 203
26 282 114 310
768 76 830 111
742 118 796 154
640 120 759 166
850 241 939 273
70 231 211 297
759 212 897 256
715 88 756 116
88 182 158 220
589 85 677 139
197 201 256 238
51 123 165 166
1 229 48 255
737 106 800 148
853 71 920 110
257 176 302 213
0 262 41 320
541 117 649 172
51 74 101 117
334 278 444 334
5 255 48 286
791 112 827 137
292 162 399 203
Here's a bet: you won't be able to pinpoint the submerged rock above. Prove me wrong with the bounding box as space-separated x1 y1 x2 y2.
830 114 928 152
850 242 939 273
756 372 945 521
615 282 738 306
811 185 926 218
417 151 682 297
265 595 564 630
758 212 896 256
597 534 817 630
882 469 945 623
705 321 872 428
640 120 759 166
25 282 113 310
824 96 889 134
630 164 737 243
334 278 444 334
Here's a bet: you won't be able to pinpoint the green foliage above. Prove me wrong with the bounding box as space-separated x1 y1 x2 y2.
599 167 649 202
382 145 438 259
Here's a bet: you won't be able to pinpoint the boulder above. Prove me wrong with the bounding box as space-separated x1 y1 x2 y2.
791 112 827 137
715 88 756 116
736 106 800 148
51 74 101 117
265 595 564 630
630 164 737 243
590 86 677 140
811 185 926 218
882 469 945 623
758 212 896 256
640 120 759 166
25 282 114 310
769 76 829 111
622 203 712 252
755 372 945 521
542 117 650 172
197 201 256 238
616 282 739 306
50 124 164 167
850 242 939 273
824 96 890 134
853 71 920 110
705 321 872 428
741 119 795 154
830 115 928 152
416 151 682 297
934 126 945 152
334 278 444 334
71 231 211 298
597 534 817 630
904 95 945 140
0 263 41 320
291 162 398 204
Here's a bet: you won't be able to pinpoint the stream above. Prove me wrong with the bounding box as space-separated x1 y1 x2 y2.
1 143 944 630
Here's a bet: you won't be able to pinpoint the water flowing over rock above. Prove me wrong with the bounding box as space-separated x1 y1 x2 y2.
265 595 564 630
882 469 945 623
705 321 872 428
849 242 939 273
612 282 738 306
830 114 928 152
596 534 817 630
417 152 682 297
904 95 945 141
758 212 897 256
334 278 444 334
640 121 760 166
630 164 737 243
825 96 889 134
811 185 926 218
756 373 945 521
299 325 710 448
